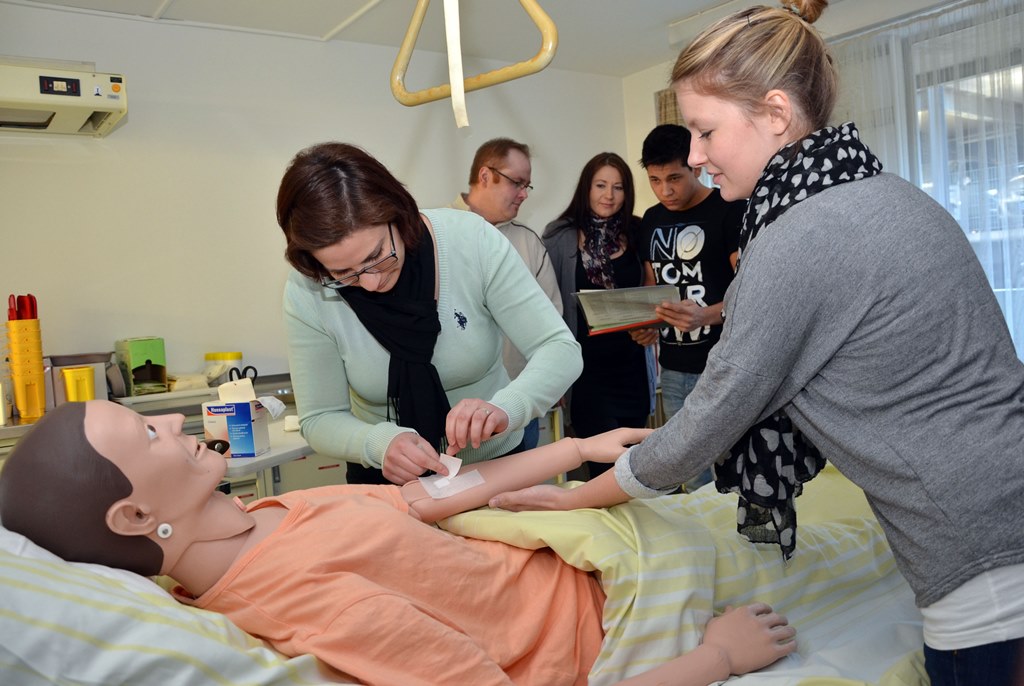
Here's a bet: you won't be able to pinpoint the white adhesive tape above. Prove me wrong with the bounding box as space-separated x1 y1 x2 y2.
419 470 485 499
257 395 287 420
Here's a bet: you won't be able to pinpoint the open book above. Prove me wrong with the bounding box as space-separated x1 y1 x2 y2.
574 285 680 336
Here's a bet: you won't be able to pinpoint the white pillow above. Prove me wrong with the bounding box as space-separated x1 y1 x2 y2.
0 523 340 685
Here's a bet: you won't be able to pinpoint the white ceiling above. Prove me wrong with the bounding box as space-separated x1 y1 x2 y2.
3 0 956 77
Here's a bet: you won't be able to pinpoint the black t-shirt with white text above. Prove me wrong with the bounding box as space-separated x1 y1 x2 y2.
638 190 743 373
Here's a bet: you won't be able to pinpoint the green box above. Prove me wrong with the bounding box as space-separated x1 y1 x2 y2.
115 337 168 396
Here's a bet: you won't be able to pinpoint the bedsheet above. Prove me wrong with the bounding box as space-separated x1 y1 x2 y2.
440 465 926 686
1 464 924 685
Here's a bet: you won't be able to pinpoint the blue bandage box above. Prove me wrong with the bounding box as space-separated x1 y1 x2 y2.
201 400 270 458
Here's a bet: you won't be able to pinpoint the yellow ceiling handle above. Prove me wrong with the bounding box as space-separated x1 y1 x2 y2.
390 0 558 108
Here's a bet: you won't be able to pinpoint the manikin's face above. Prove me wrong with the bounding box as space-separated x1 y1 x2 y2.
589 165 625 219
313 222 405 294
675 83 781 201
84 400 227 523
646 161 705 212
475 149 532 225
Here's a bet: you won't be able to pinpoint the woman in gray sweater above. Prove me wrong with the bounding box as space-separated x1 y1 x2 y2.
491 2 1024 684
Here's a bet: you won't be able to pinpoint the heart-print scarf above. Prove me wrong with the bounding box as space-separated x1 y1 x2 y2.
715 122 883 559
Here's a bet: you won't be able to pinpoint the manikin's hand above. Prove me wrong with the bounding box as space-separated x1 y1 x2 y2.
655 299 708 333
575 427 653 463
445 399 509 455
628 327 660 346
702 603 797 675
382 432 448 485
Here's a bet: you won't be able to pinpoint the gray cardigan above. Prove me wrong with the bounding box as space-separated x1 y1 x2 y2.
542 218 583 337
616 173 1024 608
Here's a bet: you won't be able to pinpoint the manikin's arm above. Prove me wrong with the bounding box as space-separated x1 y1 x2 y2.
488 465 633 513
614 603 797 685
400 428 649 523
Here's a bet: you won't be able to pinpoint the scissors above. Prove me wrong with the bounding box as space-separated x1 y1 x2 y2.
228 365 258 383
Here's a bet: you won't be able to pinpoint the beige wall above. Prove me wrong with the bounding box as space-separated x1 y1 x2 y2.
623 61 675 215
0 2 628 376
0 0 955 379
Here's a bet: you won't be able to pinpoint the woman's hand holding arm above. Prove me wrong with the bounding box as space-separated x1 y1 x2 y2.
489 461 633 512
445 399 509 454
486 428 647 512
382 432 449 485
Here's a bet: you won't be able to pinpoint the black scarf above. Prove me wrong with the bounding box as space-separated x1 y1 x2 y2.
338 226 451 451
715 122 883 559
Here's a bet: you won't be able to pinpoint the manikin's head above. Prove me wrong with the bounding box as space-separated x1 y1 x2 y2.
465 137 533 225
0 401 230 576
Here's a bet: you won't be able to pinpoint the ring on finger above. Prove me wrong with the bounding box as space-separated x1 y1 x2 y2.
477 408 492 416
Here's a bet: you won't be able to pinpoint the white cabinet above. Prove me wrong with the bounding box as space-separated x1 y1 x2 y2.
275 453 348 491
220 476 261 504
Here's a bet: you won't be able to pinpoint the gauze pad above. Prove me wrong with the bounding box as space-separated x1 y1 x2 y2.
418 454 485 498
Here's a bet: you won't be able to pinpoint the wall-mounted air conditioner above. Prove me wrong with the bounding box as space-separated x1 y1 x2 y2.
0 58 127 137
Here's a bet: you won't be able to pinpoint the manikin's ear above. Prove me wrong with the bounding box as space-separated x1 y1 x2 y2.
762 89 795 136
106 499 158 537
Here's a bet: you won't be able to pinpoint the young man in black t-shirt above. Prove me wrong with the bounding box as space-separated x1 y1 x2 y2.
632 125 744 489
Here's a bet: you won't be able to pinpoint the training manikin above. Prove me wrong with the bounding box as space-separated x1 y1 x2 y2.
0 401 795 686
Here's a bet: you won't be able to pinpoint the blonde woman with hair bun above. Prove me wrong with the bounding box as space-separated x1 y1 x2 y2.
492 2 1024 683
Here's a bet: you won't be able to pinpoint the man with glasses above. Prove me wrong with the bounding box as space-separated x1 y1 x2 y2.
453 137 562 450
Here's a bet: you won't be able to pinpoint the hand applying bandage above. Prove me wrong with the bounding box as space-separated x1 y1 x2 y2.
444 399 509 454
381 432 449 485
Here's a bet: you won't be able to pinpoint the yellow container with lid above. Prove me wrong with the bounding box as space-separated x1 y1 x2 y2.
204 351 243 385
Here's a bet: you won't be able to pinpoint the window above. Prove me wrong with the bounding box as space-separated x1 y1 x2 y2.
832 0 1024 356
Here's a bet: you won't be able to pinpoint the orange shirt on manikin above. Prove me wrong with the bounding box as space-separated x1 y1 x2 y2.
174 485 605 686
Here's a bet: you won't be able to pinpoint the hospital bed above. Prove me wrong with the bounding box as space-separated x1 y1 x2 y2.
0 464 925 685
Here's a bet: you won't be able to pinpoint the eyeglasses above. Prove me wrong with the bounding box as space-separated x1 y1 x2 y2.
488 166 534 192
320 223 399 289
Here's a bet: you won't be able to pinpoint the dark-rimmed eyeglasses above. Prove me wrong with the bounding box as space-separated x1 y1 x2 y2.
488 166 534 192
320 223 399 289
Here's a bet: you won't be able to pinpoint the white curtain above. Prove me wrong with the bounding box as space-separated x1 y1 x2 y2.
831 0 1024 357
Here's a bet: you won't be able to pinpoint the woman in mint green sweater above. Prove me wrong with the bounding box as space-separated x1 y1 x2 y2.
277 142 581 485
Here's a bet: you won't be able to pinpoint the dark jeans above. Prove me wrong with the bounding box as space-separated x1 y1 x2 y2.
924 638 1024 686
345 434 529 485
520 417 540 451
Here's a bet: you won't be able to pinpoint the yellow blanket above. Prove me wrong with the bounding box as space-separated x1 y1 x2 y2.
441 465 925 685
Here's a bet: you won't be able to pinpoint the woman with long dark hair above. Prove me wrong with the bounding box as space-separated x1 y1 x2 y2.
543 152 650 477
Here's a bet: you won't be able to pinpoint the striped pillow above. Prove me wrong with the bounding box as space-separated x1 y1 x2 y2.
0 525 338 686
